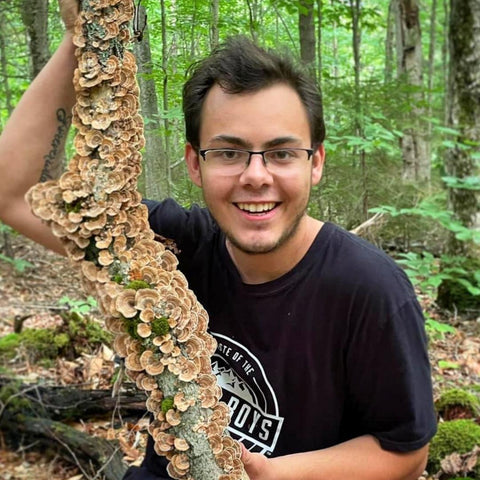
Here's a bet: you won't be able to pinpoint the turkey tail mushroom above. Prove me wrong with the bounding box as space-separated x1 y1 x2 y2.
26 1 247 479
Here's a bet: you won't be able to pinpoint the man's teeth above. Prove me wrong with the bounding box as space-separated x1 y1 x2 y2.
237 202 276 213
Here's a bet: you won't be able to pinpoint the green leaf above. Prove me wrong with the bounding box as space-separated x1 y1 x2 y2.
437 360 460 370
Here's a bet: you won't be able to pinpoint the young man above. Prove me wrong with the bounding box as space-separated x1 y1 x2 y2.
0 8 436 480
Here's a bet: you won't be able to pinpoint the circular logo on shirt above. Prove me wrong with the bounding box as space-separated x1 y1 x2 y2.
211 332 284 455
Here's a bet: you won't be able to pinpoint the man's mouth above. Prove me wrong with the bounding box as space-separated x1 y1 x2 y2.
235 202 277 214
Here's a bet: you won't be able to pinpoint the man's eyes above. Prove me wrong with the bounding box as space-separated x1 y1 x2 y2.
211 150 244 160
267 149 296 160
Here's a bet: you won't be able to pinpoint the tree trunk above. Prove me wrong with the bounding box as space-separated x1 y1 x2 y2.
442 0 450 124
133 15 168 201
331 0 339 85
349 0 368 221
426 0 438 150
299 0 317 83
437 0 480 311
189 0 198 59
395 0 430 182
246 0 260 41
385 0 395 84
160 0 172 195
210 0 219 50
20 0 50 79
445 0 480 247
316 0 323 96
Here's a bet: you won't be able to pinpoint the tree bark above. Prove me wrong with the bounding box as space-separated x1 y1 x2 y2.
349 0 368 221
442 0 450 124
444 0 480 249
385 0 396 84
20 0 50 79
426 0 438 152
1 411 128 480
316 0 323 96
0 379 146 480
160 0 172 195
133 15 168 201
299 0 317 83
246 0 260 42
210 0 219 50
395 0 430 182
0 377 146 421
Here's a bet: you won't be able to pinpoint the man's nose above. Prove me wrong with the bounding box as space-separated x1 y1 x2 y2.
239 153 273 186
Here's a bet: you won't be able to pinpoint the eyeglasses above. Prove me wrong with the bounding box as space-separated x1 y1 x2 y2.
198 148 314 175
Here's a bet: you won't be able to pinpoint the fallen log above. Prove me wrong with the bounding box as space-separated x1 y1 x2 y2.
0 378 147 479
0 376 146 421
0 410 128 480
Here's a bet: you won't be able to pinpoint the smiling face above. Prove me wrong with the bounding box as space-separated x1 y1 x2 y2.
185 83 325 257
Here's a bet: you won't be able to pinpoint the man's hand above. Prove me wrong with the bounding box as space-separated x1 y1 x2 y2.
241 444 273 480
59 0 79 32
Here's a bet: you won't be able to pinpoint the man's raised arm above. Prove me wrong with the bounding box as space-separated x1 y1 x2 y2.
0 33 77 254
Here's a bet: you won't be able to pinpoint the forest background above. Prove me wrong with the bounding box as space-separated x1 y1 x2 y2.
0 0 479 479
1 0 479 311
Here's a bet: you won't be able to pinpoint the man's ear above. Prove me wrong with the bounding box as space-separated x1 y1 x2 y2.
311 144 325 186
185 143 203 187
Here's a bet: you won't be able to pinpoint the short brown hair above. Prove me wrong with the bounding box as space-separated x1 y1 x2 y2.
182 36 325 149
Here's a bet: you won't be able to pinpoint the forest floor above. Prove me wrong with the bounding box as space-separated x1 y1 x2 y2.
0 234 479 480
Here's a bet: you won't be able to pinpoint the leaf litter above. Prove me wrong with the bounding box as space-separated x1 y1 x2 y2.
0 236 479 480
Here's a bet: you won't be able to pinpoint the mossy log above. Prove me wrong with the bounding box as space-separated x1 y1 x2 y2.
0 376 146 421
0 410 128 480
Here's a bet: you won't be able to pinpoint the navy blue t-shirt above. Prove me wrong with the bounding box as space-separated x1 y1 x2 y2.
124 198 437 479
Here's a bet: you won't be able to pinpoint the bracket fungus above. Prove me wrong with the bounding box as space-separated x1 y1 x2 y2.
26 1 248 479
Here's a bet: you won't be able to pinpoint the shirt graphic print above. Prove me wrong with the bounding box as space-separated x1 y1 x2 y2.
211 332 284 455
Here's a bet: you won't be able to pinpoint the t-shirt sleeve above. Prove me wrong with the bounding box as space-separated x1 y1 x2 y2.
143 198 216 261
344 297 437 452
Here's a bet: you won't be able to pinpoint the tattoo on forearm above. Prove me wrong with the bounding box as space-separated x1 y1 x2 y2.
40 108 71 182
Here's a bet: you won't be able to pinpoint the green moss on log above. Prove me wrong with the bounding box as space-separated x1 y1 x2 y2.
436 388 480 419
428 419 480 474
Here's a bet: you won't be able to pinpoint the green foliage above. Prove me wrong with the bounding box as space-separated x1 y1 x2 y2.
0 252 34 272
428 420 480 475
58 295 98 315
0 223 34 272
424 317 456 340
371 194 480 313
435 388 480 418
396 252 480 299
370 194 480 246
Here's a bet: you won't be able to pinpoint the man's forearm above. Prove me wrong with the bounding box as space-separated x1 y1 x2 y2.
242 435 428 480
0 33 76 190
0 33 76 252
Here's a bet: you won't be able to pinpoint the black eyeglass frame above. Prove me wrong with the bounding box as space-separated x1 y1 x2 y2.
198 147 314 167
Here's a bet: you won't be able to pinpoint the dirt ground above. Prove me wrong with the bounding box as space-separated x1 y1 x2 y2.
0 234 479 480
0 235 149 480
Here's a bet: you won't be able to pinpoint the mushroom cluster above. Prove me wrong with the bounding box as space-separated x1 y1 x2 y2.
26 1 247 479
